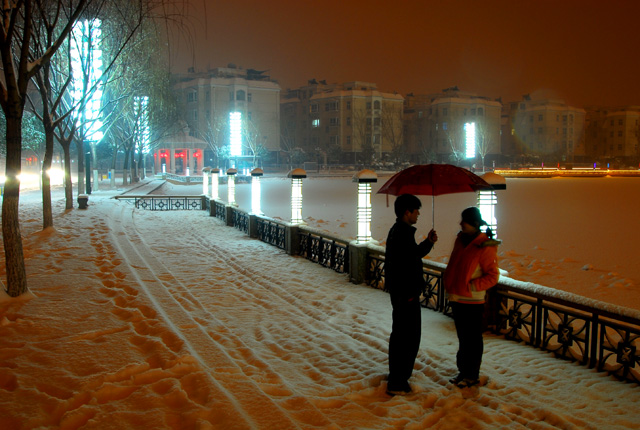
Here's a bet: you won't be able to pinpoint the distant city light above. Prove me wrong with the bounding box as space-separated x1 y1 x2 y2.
70 19 103 143
464 122 476 159
47 168 65 186
229 112 242 157
134 96 150 153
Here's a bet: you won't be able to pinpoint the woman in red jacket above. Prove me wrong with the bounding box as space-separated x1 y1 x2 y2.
444 206 500 388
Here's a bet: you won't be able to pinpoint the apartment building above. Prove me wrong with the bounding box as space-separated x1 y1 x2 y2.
502 96 586 163
172 65 281 168
280 80 404 165
404 87 502 168
584 106 640 163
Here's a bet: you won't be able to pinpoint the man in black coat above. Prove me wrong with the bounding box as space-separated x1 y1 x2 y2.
385 194 438 395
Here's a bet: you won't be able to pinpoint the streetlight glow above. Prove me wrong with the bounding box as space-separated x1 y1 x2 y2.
210 168 220 200
465 122 476 159
229 112 242 157
288 168 307 224
251 168 264 215
353 169 378 243
227 168 237 205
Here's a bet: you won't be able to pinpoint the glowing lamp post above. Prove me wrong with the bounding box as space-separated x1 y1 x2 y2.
202 167 210 196
478 172 506 238
226 168 238 206
250 168 264 215
288 168 306 224
210 168 220 200
353 169 378 243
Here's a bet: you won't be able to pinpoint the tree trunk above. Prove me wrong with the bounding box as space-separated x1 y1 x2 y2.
122 147 130 185
41 120 55 229
2 116 28 297
76 139 85 195
61 140 74 210
137 151 145 179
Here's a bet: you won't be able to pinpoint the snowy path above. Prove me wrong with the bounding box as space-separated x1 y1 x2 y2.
1 190 639 429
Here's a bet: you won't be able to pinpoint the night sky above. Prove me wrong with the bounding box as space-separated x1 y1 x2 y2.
170 0 640 108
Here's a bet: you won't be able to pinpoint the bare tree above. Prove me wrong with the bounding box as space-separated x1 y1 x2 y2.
476 120 496 172
1 0 186 296
280 120 309 170
29 0 160 220
0 0 92 297
243 118 267 168
200 112 228 168
351 108 373 166
381 106 405 168
442 122 465 164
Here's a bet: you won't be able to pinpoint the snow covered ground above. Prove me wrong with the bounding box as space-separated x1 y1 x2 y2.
0 179 639 429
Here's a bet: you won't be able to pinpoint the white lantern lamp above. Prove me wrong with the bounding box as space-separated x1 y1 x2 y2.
202 167 210 196
250 168 264 215
287 168 307 224
226 168 238 206
478 172 506 239
353 169 377 243
210 168 220 200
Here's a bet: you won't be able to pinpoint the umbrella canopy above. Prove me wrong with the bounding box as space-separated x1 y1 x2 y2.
377 164 490 228
377 164 490 196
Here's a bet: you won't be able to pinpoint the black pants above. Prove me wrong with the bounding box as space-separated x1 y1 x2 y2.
388 295 421 386
451 302 485 380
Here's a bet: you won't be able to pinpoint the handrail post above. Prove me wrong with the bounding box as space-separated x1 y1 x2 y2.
248 214 258 238
589 314 599 369
286 224 300 256
348 240 368 284
225 205 234 227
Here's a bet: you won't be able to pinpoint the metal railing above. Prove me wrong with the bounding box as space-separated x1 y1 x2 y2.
256 218 286 250
231 209 249 234
492 283 640 384
165 173 203 183
298 228 349 274
115 195 206 211
364 253 640 384
121 193 640 385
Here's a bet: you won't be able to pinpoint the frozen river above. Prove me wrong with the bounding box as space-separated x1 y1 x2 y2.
219 174 640 309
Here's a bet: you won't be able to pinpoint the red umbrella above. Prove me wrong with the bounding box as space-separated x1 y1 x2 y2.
377 164 490 228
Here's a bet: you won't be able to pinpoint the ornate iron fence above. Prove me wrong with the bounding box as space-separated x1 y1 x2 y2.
366 253 444 312
116 195 205 211
231 208 249 234
298 229 349 274
214 201 227 221
256 218 286 250
493 285 640 384
365 254 640 384
165 173 203 183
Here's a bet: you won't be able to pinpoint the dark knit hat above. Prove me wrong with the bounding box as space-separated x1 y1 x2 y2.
461 206 487 228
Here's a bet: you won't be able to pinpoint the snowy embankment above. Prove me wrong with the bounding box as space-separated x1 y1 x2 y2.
0 184 639 429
